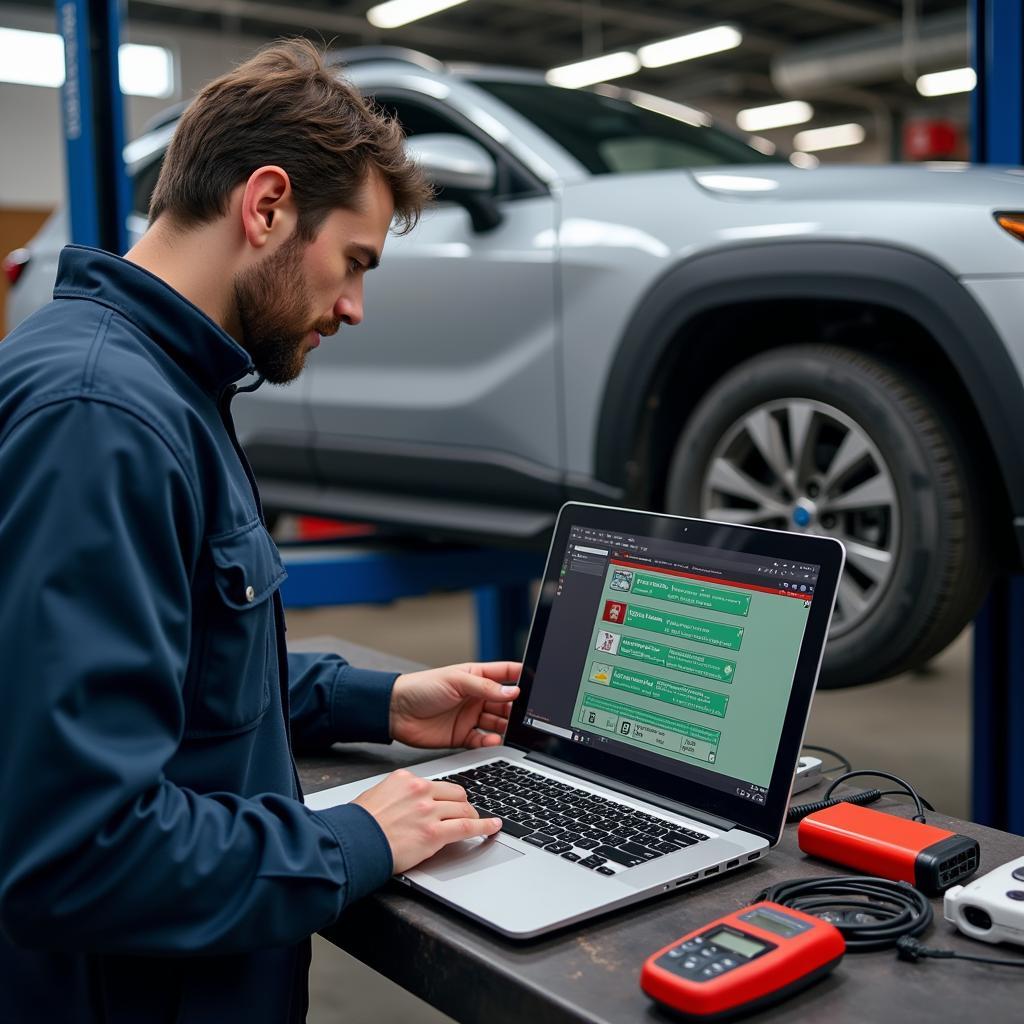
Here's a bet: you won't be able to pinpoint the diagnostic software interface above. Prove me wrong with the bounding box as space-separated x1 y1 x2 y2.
524 524 821 806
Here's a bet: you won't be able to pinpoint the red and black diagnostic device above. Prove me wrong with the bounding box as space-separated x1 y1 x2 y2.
798 802 979 897
640 901 845 1020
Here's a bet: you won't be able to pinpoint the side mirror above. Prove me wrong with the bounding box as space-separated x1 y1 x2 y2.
406 133 503 232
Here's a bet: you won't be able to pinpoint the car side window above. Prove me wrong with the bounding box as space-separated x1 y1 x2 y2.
372 93 537 201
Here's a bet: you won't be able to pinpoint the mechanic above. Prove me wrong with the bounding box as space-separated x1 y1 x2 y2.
0 39 520 1022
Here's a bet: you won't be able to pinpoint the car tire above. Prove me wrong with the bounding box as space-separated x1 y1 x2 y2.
663 344 990 688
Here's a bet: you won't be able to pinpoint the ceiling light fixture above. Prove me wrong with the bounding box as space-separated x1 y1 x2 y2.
915 67 977 97
546 52 641 89
747 135 777 155
366 0 470 30
637 25 742 68
790 152 820 169
737 100 813 133
793 122 865 152
627 90 711 127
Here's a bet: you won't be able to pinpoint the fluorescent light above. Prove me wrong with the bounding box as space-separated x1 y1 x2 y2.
119 44 174 99
916 67 976 97
737 100 813 133
790 152 820 169
793 122 865 152
546 52 640 89
747 135 777 155
0 28 174 98
366 0 469 29
637 25 742 68
0 27 65 88
627 90 711 127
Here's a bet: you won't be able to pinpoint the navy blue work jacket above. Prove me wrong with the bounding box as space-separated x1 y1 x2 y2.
0 246 399 1023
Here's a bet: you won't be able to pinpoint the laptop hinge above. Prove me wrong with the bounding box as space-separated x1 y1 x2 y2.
524 752 737 832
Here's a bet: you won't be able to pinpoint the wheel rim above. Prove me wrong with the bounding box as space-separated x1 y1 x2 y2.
698 398 900 638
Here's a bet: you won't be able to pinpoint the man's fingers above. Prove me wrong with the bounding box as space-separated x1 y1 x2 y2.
481 700 513 718
436 816 503 844
460 661 522 683
450 669 520 703
464 729 503 749
476 712 508 733
426 780 470 801
433 797 481 820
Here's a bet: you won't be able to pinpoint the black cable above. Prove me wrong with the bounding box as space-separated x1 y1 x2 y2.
824 770 929 822
877 789 936 813
787 788 882 823
802 744 852 775
897 936 1024 968
754 876 932 952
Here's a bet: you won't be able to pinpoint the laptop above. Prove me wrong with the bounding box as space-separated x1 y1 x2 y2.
305 502 845 937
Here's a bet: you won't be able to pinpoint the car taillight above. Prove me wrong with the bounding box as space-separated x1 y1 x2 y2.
3 248 30 285
994 211 1024 242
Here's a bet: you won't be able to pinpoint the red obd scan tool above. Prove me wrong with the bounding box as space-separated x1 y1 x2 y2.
797 802 979 896
640 901 845 1020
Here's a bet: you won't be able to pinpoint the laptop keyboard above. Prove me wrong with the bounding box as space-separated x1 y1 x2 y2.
432 759 711 876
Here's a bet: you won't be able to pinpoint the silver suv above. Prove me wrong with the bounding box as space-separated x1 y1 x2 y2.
7 48 1024 689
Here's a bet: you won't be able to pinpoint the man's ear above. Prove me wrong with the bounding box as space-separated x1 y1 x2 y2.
239 166 298 250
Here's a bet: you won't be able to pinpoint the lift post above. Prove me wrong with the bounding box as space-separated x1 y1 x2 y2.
970 0 1024 834
57 0 130 252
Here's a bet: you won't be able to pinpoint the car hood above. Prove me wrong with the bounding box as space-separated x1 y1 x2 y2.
689 163 1024 208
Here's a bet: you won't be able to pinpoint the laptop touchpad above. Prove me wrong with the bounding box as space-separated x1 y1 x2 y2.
415 837 523 881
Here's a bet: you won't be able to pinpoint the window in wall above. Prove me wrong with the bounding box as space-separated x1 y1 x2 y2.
0 28 175 99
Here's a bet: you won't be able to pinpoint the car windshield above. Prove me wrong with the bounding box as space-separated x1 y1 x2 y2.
472 80 780 174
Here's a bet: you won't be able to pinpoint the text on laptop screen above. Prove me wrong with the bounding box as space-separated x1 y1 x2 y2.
523 525 821 805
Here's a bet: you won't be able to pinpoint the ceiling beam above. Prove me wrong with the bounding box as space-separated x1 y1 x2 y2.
777 0 896 26
132 0 569 63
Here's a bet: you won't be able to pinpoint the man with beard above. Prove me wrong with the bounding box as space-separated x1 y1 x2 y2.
0 40 521 1023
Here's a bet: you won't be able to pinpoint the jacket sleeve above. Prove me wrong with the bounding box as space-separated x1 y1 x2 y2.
0 399 392 955
287 651 398 752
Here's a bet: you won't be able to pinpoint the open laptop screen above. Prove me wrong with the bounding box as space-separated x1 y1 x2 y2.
506 503 844 842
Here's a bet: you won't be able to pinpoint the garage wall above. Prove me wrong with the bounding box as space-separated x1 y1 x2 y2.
0 3 276 329
0 3 272 209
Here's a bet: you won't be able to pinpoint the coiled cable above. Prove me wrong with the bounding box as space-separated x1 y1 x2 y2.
787 787 882 824
754 876 932 952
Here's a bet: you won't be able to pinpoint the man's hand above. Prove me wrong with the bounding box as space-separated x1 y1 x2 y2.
388 661 522 750
352 770 501 873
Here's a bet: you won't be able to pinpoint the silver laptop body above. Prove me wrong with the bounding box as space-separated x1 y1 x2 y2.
306 503 845 938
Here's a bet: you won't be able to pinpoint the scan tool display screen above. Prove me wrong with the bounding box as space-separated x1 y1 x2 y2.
517 512 824 809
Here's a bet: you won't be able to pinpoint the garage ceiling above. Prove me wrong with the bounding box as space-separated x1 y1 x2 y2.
14 0 971 158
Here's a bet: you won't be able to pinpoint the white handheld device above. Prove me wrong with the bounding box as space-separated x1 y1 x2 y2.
944 854 1024 947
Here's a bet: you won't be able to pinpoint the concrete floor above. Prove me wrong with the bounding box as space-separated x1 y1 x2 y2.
288 594 972 1023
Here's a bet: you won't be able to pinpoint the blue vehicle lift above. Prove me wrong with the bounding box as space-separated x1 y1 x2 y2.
970 0 1024 835
60 0 1024 827
278 541 545 663
57 0 130 252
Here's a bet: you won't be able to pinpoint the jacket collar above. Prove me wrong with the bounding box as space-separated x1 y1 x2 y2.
53 245 256 395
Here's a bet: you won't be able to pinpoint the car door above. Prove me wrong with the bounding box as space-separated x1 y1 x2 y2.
305 89 562 515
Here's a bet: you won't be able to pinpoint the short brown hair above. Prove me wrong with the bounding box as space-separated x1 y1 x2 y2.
148 38 431 237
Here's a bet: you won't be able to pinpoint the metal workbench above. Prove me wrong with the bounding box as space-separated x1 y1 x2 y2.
297 639 1024 1024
